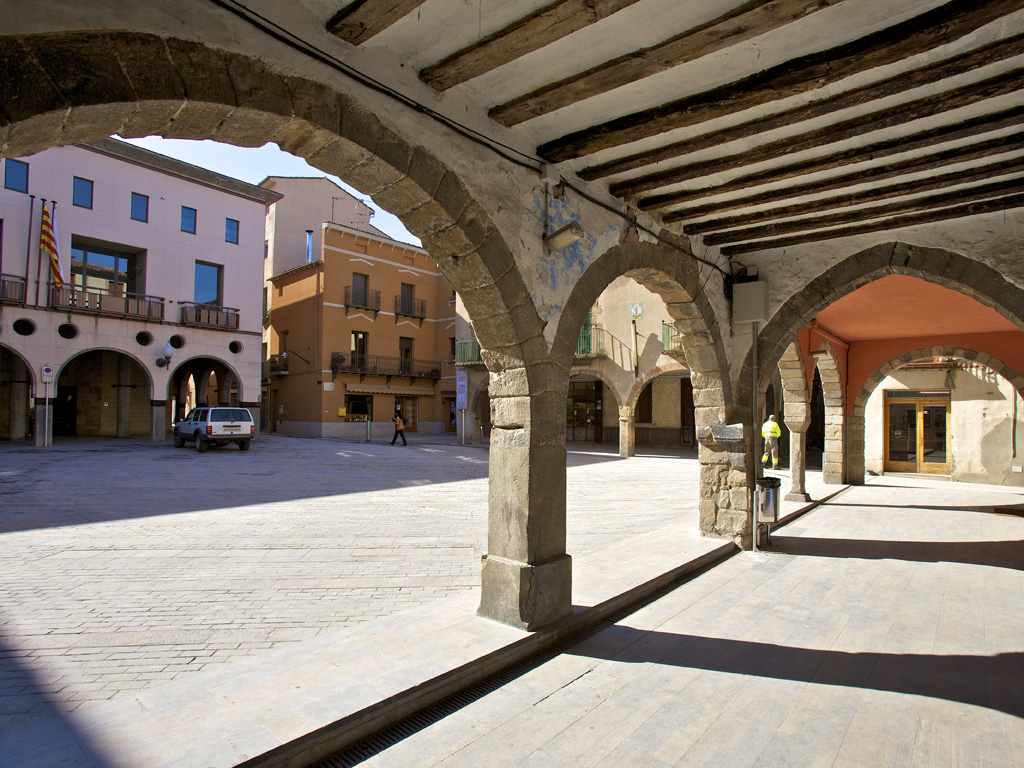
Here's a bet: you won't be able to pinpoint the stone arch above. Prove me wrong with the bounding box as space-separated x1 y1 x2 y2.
553 241 726 421
847 346 1024 483
55 347 154 396
0 30 541 373
813 340 845 484
779 342 811 426
553 240 751 545
54 347 154 438
0 344 36 441
734 241 1024 420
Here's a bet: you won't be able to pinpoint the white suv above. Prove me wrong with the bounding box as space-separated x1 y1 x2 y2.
173 407 255 452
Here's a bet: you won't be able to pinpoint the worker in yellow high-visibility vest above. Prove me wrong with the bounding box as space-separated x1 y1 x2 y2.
761 414 782 469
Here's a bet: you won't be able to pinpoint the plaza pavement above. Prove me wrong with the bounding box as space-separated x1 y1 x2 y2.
360 476 1024 768
0 432 879 767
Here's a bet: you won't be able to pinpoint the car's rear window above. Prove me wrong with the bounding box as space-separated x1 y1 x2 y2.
210 408 252 422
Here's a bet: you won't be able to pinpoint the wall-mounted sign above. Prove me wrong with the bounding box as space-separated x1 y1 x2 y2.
456 369 468 410
630 302 643 319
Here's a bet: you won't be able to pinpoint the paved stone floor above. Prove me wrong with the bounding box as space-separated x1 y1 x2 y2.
360 477 1024 768
0 434 696 717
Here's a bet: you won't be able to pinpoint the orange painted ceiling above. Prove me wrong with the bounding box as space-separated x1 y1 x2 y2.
813 274 1020 341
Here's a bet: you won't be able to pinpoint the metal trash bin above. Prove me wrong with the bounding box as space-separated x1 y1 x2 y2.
755 476 782 523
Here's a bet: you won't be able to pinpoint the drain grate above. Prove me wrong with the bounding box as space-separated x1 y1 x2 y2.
311 620 613 767
309 553 731 768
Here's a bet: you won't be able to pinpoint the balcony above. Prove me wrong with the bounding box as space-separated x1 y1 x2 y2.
394 295 426 324
662 323 685 354
331 352 442 380
344 285 381 317
0 274 26 305
51 285 165 320
575 325 607 357
267 353 289 376
179 302 240 329
454 339 483 365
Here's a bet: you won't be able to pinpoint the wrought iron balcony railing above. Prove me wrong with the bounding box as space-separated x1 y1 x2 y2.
0 274 26 305
345 285 381 311
575 325 607 357
662 323 685 353
179 302 240 329
268 354 289 375
394 295 426 319
454 339 483 365
331 352 442 378
51 285 165 320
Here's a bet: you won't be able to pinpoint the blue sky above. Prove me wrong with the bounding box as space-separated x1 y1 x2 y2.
119 136 420 246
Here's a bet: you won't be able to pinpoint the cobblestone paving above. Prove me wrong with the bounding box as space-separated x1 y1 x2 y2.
0 435 697 714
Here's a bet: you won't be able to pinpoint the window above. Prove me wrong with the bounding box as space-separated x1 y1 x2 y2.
70 240 139 294
352 272 369 305
4 159 28 192
264 240 269 260
130 192 148 222
449 337 456 360
73 177 93 209
225 218 239 244
181 206 197 234
194 261 222 305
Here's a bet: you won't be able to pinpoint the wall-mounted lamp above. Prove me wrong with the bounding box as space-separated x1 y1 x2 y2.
155 341 175 368
281 349 310 364
544 221 584 251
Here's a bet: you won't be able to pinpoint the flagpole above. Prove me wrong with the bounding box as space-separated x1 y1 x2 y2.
24 195 35 304
35 198 46 307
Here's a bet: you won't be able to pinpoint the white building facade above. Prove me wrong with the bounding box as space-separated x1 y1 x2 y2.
0 139 281 445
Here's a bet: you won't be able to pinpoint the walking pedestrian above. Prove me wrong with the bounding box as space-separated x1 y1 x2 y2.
391 411 407 446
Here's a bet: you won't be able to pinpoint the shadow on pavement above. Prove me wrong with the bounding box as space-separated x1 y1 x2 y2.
572 625 1024 719
765 535 1024 571
0 638 110 768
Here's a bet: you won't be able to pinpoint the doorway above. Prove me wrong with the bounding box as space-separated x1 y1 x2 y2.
442 397 456 432
396 397 417 432
566 380 602 443
55 385 77 436
884 390 950 474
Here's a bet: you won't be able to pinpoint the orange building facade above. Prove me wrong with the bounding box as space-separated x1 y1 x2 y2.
263 202 457 439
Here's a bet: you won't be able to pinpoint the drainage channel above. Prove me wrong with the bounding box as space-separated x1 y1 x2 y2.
309 554 730 768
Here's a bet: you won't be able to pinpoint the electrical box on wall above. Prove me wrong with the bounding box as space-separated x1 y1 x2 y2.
733 280 768 324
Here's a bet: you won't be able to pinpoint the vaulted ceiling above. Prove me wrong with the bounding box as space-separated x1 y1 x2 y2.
318 0 1024 255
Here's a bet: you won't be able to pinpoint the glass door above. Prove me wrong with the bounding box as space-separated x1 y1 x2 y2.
884 392 950 474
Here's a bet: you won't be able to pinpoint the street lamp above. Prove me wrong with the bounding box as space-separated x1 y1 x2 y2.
155 341 175 368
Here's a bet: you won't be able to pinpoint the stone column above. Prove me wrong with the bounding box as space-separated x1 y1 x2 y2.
846 406 866 485
478 368 573 630
116 358 132 438
618 405 634 457
784 403 811 502
150 400 166 442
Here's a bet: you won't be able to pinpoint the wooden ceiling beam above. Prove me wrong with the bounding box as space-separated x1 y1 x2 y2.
702 176 1024 245
661 132 1024 222
635 94 1024 210
327 0 428 45
582 31 1024 181
683 155 1024 234
720 193 1024 256
489 0 831 127
536 0 1024 163
421 0 643 92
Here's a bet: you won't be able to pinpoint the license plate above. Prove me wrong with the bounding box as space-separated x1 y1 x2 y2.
224 425 240 432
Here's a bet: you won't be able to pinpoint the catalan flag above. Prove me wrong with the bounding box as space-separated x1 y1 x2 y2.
40 202 64 289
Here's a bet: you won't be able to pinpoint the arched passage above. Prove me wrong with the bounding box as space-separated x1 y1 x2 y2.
0 344 34 441
736 242 1024 485
54 349 153 439
813 340 846 484
553 241 752 546
850 346 1024 484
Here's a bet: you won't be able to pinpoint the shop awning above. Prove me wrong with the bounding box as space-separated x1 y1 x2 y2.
343 384 436 397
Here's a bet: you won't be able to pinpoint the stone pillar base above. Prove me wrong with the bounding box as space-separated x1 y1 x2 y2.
785 491 811 502
478 553 573 631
